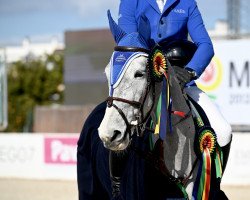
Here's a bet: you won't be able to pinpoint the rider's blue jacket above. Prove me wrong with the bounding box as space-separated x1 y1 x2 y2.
118 0 214 77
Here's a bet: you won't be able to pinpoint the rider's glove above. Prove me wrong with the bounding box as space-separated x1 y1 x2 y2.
172 66 197 88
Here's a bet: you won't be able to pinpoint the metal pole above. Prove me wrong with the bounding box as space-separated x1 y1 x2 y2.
0 48 8 131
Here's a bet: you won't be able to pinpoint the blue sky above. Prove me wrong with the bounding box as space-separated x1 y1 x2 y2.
0 0 227 46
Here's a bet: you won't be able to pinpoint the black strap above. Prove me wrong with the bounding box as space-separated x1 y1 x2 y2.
114 46 150 54
107 96 141 109
111 103 132 140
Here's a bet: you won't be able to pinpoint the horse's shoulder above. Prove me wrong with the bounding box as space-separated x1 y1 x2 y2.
77 101 106 151
85 101 107 126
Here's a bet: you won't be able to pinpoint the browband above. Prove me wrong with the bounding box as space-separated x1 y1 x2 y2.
114 46 150 54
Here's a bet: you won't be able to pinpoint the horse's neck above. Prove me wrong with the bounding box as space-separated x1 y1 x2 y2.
164 111 196 178
150 87 197 178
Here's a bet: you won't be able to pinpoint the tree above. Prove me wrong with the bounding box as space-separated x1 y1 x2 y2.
7 52 64 132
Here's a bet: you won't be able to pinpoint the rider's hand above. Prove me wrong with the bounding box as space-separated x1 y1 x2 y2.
172 66 197 88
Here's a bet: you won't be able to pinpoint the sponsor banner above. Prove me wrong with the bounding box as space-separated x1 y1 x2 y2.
0 133 249 185
0 133 78 180
196 39 250 125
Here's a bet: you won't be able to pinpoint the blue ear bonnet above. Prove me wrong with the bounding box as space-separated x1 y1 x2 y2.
109 50 147 96
109 33 149 96
117 32 149 49
107 10 151 48
110 32 149 93
107 11 150 96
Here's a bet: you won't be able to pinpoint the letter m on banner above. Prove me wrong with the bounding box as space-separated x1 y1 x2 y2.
0 49 8 131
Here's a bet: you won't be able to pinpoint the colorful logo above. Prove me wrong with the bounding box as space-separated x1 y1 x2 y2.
196 56 223 92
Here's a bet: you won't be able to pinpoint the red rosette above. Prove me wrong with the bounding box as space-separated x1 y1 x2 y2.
148 47 168 82
194 127 217 158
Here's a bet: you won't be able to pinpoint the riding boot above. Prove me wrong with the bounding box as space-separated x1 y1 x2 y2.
221 137 232 175
215 138 232 200
109 150 129 200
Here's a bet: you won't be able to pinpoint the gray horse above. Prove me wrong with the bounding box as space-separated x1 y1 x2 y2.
78 12 228 200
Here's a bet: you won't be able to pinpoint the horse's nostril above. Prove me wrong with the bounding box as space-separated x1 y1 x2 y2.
110 130 121 142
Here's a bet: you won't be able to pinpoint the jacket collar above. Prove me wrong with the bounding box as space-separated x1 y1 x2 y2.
146 0 177 15
162 0 178 14
146 0 161 14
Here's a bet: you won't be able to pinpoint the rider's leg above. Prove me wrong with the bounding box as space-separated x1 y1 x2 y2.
184 86 232 172
109 150 129 199
221 138 231 174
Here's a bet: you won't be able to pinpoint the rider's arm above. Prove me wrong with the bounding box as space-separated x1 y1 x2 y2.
118 0 138 33
186 0 214 77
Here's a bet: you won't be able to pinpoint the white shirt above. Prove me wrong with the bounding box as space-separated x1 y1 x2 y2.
156 0 167 13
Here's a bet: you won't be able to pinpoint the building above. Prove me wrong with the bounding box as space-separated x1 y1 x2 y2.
1 37 64 64
208 20 229 39
64 29 115 105
31 29 115 132
208 20 250 40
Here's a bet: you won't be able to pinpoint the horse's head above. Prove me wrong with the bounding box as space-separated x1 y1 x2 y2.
98 11 157 151
99 50 151 151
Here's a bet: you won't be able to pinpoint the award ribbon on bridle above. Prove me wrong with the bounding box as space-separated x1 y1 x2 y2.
148 48 171 140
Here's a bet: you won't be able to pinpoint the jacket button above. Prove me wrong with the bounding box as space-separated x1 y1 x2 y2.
158 33 162 38
160 19 164 25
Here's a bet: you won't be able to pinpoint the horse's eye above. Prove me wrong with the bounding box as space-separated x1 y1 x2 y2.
134 71 145 78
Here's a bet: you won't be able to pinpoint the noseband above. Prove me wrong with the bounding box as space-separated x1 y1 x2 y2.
106 46 156 140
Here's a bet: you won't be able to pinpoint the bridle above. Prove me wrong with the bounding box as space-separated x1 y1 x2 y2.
106 46 156 140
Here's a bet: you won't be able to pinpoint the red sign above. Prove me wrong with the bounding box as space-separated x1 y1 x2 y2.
44 137 78 165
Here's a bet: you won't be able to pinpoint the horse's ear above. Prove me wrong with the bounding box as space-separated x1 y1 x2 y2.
107 10 126 44
138 15 155 48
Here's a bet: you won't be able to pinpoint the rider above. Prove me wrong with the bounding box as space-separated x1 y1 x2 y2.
109 0 232 198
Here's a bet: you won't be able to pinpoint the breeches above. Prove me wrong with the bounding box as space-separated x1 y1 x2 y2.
184 86 232 147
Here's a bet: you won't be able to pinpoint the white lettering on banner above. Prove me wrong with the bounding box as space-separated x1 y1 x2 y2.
44 137 78 165
0 145 35 163
51 140 76 162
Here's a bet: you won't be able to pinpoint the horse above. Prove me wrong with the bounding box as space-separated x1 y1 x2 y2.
77 12 227 200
